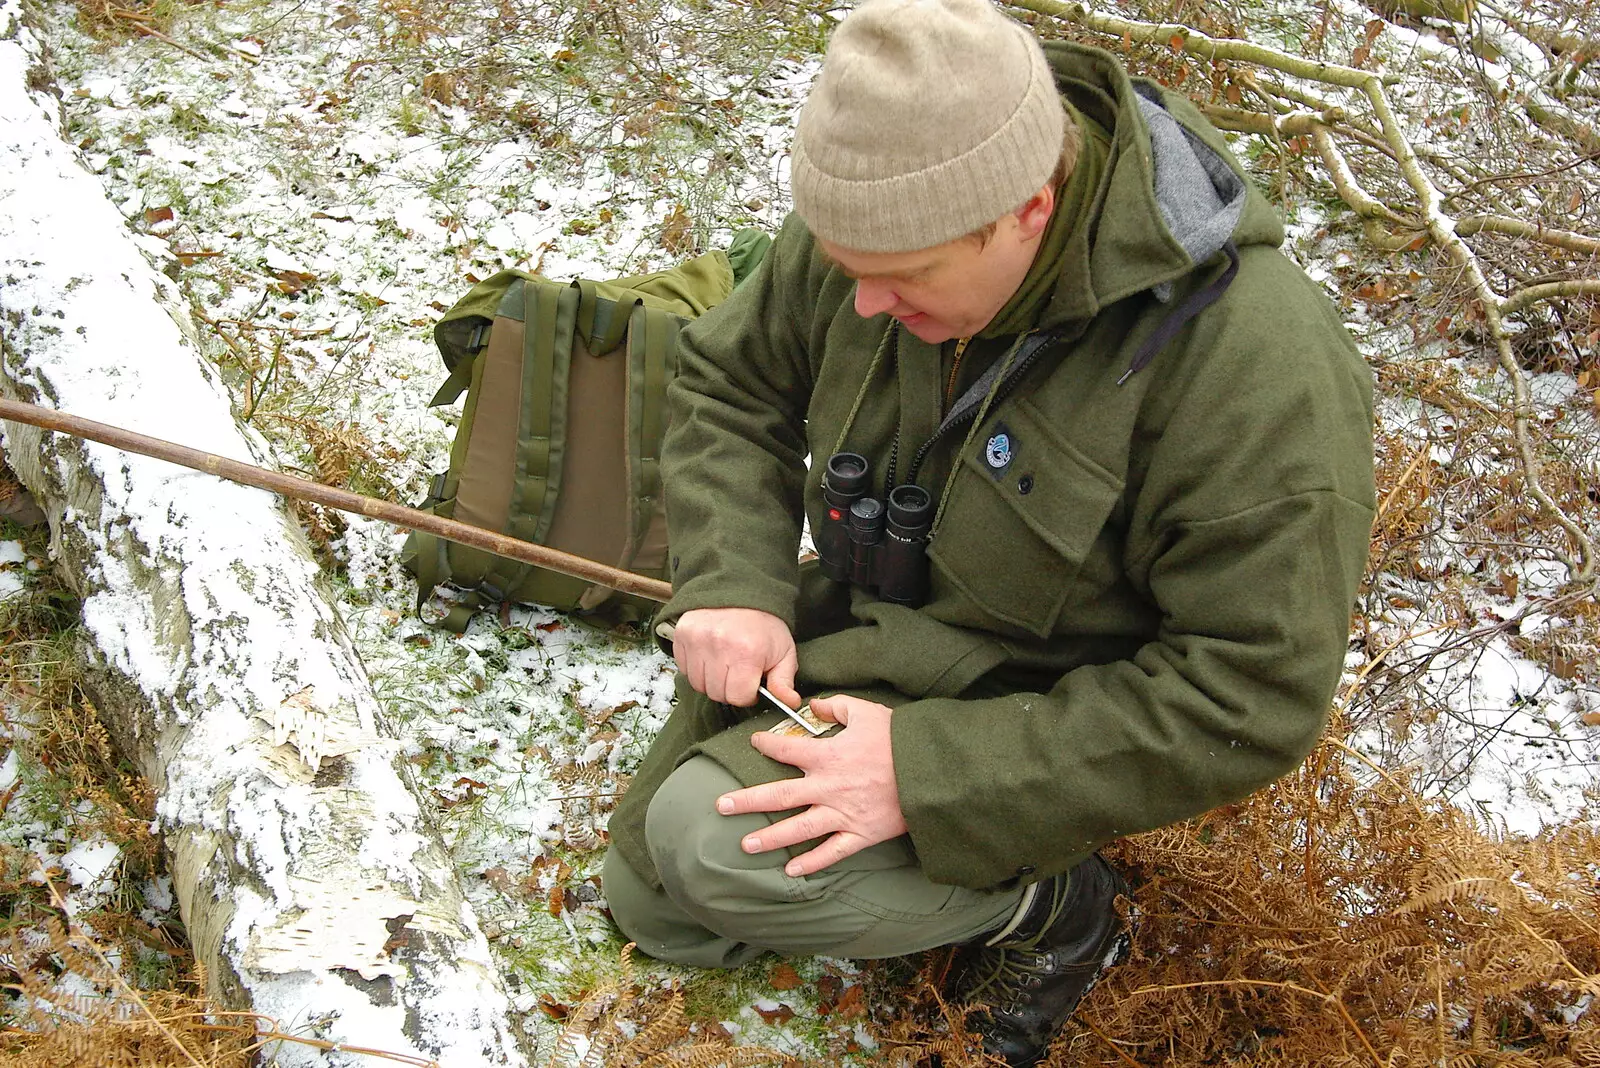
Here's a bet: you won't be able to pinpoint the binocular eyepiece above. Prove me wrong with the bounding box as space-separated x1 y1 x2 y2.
818 453 932 607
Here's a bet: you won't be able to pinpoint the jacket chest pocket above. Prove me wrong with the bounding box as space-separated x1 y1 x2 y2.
926 404 1124 637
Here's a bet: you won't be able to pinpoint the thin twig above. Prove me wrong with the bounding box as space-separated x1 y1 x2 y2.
1326 737 1420 797
1375 441 1432 523
190 1016 442 1066
127 20 211 62
1081 1016 1145 1067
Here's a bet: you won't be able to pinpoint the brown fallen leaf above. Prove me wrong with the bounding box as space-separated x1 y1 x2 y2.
754 1003 795 1025
481 867 516 894
421 71 456 106
660 203 693 255
272 268 318 294
769 963 803 990
833 984 866 1020
590 700 637 728
815 973 842 1014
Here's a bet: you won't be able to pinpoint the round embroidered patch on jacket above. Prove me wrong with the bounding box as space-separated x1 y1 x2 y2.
984 427 1015 475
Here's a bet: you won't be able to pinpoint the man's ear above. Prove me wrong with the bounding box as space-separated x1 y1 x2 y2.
1015 184 1055 241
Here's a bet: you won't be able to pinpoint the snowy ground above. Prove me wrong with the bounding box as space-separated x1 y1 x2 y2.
2 0 1597 1059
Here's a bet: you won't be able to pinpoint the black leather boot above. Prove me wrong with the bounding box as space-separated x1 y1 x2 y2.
951 853 1132 1067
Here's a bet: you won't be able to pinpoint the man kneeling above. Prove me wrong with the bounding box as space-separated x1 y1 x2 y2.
603 0 1375 1063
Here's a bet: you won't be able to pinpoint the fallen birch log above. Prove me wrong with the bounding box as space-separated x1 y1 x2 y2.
0 4 526 1064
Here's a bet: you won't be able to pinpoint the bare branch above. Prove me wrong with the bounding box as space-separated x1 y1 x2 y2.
1478 0 1600 66
1361 85 1595 579
1523 100 1600 157
1004 0 1399 87
1501 278 1600 316
1311 125 1417 228
1198 103 1322 137
1455 215 1600 257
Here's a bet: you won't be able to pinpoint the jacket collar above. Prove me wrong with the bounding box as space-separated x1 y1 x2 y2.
1037 41 1279 330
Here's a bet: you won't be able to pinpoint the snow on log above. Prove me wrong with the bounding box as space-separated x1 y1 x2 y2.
0 5 526 1065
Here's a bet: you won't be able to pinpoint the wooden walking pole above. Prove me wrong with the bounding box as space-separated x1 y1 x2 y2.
0 396 675 604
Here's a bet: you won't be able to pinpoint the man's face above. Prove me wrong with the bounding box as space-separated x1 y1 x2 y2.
818 188 1054 345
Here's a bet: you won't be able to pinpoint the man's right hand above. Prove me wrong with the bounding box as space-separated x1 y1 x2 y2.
671 607 799 709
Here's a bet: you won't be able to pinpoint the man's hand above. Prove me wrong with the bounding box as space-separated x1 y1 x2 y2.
715 695 907 877
672 607 799 708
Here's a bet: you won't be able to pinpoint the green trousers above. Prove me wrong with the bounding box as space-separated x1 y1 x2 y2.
603 755 1023 968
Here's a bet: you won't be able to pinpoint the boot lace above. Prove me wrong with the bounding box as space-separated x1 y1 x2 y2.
964 879 1073 1011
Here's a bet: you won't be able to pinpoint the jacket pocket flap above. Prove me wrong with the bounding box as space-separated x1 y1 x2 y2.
928 401 1124 636
963 400 1122 563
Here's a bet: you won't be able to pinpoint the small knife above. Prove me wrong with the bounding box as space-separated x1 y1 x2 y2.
757 685 830 737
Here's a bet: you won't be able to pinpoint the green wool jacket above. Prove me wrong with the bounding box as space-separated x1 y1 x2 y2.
610 41 1375 893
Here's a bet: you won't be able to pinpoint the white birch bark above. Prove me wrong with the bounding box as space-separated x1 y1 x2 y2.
0 5 526 1064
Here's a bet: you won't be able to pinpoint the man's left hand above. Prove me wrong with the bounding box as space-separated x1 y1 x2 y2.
715 694 907 878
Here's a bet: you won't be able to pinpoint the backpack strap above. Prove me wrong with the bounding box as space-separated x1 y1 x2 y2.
428 319 490 406
467 279 582 606
520 280 581 545
617 303 681 572
636 303 674 515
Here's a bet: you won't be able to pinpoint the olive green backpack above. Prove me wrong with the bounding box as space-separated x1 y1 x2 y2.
403 231 770 631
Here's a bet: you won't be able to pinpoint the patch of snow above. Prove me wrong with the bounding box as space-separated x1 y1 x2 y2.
62 839 120 889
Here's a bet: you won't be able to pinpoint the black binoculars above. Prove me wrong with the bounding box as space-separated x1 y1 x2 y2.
816 453 933 607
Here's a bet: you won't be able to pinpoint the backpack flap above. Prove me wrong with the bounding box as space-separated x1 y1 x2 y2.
576 278 641 358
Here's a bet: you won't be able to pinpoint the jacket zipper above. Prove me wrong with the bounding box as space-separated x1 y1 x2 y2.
943 337 971 415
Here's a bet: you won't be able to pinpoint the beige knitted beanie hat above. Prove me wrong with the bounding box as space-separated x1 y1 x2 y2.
790 0 1066 253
